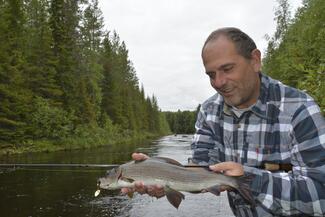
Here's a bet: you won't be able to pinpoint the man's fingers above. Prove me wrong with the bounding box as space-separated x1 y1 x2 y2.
127 182 165 198
121 188 130 194
121 187 136 195
134 181 147 194
147 184 165 198
154 184 163 190
209 162 244 176
132 153 149 161
134 181 144 188
122 185 165 198
209 162 234 171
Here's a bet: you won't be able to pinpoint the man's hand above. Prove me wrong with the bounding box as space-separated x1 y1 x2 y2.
121 153 165 198
209 161 244 176
209 161 244 192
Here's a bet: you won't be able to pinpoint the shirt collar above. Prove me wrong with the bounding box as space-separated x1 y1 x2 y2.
250 73 270 120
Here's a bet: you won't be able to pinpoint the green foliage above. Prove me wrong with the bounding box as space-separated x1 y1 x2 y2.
0 0 33 144
263 0 325 113
297 65 325 112
28 97 74 140
164 110 197 134
0 0 170 153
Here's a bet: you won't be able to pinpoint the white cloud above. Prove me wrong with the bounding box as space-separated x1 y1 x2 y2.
98 0 303 111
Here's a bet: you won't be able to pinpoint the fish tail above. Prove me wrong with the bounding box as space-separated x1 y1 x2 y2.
236 175 256 207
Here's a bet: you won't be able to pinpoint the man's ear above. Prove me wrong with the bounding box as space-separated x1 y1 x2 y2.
251 49 261 72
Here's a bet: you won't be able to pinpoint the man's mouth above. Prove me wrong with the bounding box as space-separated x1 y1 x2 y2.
219 88 234 96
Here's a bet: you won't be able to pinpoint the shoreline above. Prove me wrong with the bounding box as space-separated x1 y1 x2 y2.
0 133 165 156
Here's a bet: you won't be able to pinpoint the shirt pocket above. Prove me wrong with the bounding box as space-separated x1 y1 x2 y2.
246 123 292 162
243 144 263 167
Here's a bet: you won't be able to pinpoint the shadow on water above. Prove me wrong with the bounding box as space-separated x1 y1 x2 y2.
0 135 234 217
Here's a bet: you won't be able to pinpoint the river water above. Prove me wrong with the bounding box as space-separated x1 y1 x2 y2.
0 135 234 217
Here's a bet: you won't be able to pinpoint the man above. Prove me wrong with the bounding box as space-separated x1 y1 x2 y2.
123 27 325 216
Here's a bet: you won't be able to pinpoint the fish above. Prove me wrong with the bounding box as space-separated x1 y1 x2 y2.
96 157 256 209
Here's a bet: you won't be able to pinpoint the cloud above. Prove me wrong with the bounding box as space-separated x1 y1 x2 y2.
98 0 302 111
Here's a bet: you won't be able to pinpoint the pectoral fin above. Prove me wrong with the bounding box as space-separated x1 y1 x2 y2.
164 185 185 209
206 184 235 196
206 185 222 196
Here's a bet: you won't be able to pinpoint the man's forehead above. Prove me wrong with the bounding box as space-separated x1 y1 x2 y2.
202 36 237 57
203 39 238 62
204 35 234 48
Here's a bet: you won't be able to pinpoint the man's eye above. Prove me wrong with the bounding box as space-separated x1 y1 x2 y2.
223 66 234 73
207 72 215 79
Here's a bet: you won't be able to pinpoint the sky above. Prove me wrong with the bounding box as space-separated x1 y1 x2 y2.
98 0 303 111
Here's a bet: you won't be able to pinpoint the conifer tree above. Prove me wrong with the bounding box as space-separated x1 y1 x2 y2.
0 0 31 143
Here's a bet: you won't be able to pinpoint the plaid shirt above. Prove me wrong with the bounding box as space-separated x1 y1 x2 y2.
191 73 325 216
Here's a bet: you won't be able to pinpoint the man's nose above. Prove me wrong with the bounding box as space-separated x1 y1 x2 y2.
211 72 226 89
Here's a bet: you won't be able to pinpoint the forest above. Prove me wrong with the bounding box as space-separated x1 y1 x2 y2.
164 109 198 134
0 0 171 154
263 0 324 113
0 0 324 155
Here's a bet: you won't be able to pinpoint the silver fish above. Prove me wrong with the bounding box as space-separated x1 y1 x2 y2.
97 157 255 209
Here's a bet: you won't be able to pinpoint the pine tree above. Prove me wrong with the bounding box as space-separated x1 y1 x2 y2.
24 0 62 102
49 0 81 112
77 0 105 125
0 0 32 144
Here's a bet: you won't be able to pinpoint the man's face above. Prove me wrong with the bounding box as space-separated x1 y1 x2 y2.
202 36 261 109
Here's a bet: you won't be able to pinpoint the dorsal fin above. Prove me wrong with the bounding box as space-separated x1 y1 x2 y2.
151 157 184 167
134 156 184 167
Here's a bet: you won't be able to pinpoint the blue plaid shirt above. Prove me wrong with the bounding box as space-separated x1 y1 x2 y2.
191 73 325 216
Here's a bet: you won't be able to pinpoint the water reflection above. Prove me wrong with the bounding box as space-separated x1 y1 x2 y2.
0 135 234 217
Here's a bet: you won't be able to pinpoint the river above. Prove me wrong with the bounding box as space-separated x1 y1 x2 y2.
0 135 234 217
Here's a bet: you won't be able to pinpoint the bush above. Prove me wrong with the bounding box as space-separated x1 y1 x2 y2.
29 97 74 140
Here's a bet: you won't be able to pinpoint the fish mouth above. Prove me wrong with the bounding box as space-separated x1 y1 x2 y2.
97 178 110 189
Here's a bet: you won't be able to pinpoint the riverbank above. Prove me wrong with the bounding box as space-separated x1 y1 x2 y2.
0 131 163 156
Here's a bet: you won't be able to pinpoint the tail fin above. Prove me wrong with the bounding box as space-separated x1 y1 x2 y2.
236 175 256 207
